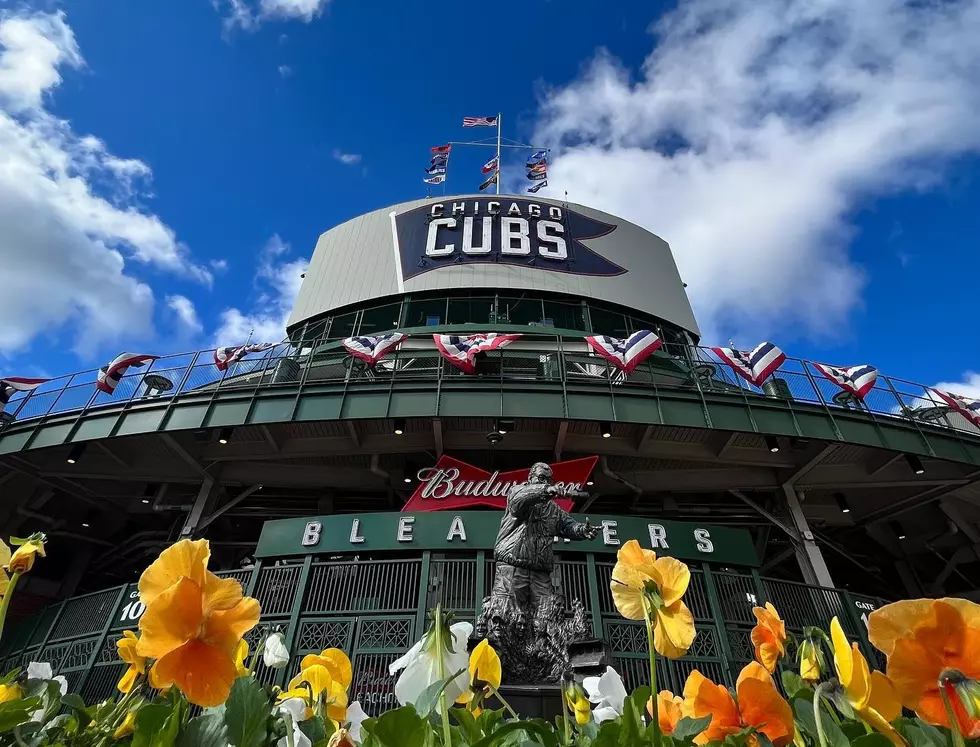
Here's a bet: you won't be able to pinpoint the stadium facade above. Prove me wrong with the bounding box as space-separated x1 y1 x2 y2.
2 194 980 712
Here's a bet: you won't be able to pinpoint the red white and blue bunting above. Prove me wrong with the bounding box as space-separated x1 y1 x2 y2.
0 377 50 412
710 342 787 387
343 333 409 367
812 362 878 398
932 389 980 427
96 353 159 395
585 330 662 375
214 343 275 372
433 333 522 374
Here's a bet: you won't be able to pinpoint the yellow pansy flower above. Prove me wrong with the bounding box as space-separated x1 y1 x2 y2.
234 639 250 677
283 664 349 722
799 639 821 683
298 648 352 690
0 683 22 703
112 711 136 740
116 630 147 694
6 535 46 574
457 639 502 714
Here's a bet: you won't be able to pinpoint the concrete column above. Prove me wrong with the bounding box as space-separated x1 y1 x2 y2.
782 484 835 588
180 476 219 538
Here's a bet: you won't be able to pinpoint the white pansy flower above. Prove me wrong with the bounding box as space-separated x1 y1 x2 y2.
583 666 628 723
389 619 472 707
263 632 290 669
274 698 311 747
345 701 369 743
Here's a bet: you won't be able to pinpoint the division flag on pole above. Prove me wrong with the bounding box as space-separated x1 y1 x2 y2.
527 161 548 175
343 333 409 367
585 331 663 375
0 377 49 412
527 150 548 163
425 164 446 175
431 144 452 154
526 171 547 181
463 116 498 127
710 342 787 387
430 153 449 164
96 352 159 395
424 174 446 184
479 171 498 191
214 343 275 371
527 180 547 193
812 362 878 398
482 156 498 174
931 389 980 427
433 333 522 374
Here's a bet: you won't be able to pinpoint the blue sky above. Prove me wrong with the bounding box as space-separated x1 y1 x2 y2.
0 0 978 397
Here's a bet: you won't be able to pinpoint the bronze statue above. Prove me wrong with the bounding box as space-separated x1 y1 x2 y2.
476 462 600 683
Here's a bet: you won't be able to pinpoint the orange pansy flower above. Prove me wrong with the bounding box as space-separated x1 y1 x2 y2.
869 598 980 737
135 539 260 707
682 662 794 747
650 689 683 735
750 603 787 673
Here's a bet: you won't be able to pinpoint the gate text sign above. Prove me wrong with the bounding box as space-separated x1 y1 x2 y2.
255 511 759 567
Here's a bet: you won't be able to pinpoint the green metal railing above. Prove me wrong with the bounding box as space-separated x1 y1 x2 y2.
0 553 887 714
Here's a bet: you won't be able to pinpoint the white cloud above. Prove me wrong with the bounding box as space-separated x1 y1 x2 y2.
277 64 292 78
332 149 361 165
213 235 307 345
210 258 229 273
166 294 203 337
217 0 330 30
532 0 980 343
0 10 209 358
934 373 980 400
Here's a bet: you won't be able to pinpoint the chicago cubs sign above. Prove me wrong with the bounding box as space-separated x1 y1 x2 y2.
395 198 627 281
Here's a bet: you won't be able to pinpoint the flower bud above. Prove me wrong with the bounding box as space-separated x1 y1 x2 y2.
264 632 290 669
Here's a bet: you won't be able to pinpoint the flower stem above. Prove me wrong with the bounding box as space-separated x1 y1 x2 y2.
434 608 453 747
284 713 295 747
940 683 967 747
0 573 21 644
561 689 571 746
813 683 830 747
643 597 662 747
488 685 519 721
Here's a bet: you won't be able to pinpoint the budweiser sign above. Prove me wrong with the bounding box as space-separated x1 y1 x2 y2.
401 456 598 512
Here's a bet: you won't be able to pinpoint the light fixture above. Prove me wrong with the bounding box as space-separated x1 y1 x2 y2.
141 499 150 504
81 522 90 528
496 419 515 435
218 427 233 445
403 475 412 484
600 422 612 438
891 521 906 540
393 418 405 436
66 443 86 464
586 479 594 486
764 435 780 453
833 492 850 514
905 453 925 475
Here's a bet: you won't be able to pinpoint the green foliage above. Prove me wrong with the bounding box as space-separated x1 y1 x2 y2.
132 702 180 747
415 668 466 718
0 696 42 733
225 676 271 747
673 716 712 742
366 706 428 747
178 713 228 747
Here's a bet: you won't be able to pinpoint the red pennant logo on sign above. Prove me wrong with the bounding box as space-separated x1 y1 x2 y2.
402 455 598 512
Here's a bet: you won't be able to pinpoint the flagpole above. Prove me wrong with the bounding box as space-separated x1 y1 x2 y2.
495 112 502 195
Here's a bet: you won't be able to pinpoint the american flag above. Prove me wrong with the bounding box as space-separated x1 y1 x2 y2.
932 389 980 427
710 342 787 387
343 333 408 367
214 343 275 371
585 331 663 375
96 352 159 395
0 377 50 411
812 362 878 398
463 116 498 127
433 333 522 374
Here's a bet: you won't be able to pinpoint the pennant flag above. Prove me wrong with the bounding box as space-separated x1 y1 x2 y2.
527 161 548 175
812 362 878 398
434 333 522 373
527 150 548 163
482 155 498 174
96 352 159 395
425 164 446 175
526 171 547 181
932 389 980 427
710 342 787 387
343 333 409 367
424 174 446 185
585 330 663 375
479 171 498 191
0 377 50 412
463 116 498 127
430 153 449 164
214 343 275 372
527 180 547 193
431 144 451 154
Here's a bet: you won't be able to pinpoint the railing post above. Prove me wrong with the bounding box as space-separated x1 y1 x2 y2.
750 569 768 605
701 564 737 685
585 553 603 639
244 559 263 598
278 556 314 688
415 551 432 638
74 585 128 695
474 550 486 615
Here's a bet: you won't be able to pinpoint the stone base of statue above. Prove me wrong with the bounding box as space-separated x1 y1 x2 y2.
485 685 564 720
473 591 591 685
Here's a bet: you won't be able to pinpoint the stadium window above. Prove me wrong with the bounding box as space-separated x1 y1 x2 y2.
327 311 358 340
358 302 402 335
542 299 587 331
588 305 629 337
405 297 448 328
447 297 494 325
496 296 544 327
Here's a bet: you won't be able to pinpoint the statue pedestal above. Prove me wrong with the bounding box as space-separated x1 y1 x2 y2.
487 685 563 720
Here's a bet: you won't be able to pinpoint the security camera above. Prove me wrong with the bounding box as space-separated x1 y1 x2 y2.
486 431 503 445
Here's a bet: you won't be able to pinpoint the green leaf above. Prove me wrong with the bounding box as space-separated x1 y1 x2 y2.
225 676 271 747
792 697 847 747
9 536 28 546
451 706 483 743
60 694 86 711
369 706 428 747
673 716 712 742
132 703 176 747
851 735 897 747
0 697 42 733
299 716 327 745
471 719 558 747
413 667 465 718
0 668 20 685
780 671 808 700
178 713 228 747
592 721 623 747
620 690 649 747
